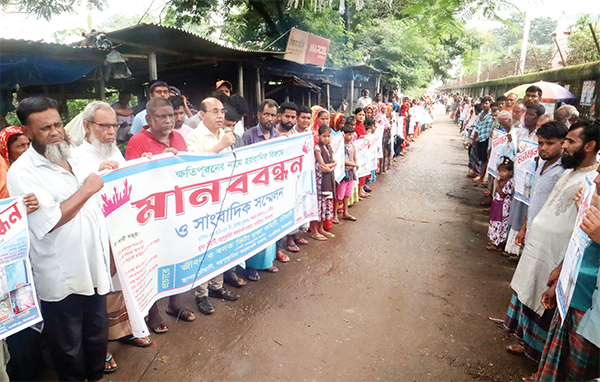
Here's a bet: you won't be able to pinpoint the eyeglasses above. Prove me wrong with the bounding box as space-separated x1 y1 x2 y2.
90 121 119 131
206 109 227 116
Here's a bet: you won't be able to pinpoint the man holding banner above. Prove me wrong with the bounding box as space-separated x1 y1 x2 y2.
8 96 111 382
186 97 240 315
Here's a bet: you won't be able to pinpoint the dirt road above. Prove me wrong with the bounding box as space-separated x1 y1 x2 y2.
105 108 537 381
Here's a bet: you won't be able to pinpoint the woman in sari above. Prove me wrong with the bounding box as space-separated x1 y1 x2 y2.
330 112 346 132
0 127 30 198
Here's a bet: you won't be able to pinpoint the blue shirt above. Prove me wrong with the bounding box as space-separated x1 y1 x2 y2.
475 112 494 142
130 109 147 135
242 125 279 146
576 240 600 348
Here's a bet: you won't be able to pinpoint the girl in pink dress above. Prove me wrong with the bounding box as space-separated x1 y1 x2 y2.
487 157 514 251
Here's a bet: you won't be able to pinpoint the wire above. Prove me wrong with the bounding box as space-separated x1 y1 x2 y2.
170 148 238 324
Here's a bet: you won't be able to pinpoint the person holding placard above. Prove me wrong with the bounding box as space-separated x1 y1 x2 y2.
534 165 600 382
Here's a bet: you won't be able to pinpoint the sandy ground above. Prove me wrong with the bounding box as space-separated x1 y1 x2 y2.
45 107 539 381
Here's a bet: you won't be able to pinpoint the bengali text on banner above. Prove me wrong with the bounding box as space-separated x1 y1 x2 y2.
100 133 318 336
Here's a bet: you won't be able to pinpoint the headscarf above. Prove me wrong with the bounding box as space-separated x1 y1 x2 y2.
0 126 23 166
330 112 345 132
374 103 390 129
310 106 330 144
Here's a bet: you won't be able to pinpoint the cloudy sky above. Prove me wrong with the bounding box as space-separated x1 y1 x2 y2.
0 0 598 43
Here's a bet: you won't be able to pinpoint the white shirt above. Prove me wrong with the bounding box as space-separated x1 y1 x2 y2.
356 96 372 110
73 140 126 178
7 147 112 302
130 109 147 135
185 121 229 153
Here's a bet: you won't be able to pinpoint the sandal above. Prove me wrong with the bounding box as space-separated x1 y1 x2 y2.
311 234 327 241
276 250 290 263
332 218 340 224
151 322 168 334
263 266 279 273
294 238 308 246
522 374 536 382
506 344 525 357
105 353 118 374
165 307 196 322
286 244 299 253
120 334 152 347
224 270 247 287
322 231 335 238
245 268 260 282
342 215 357 221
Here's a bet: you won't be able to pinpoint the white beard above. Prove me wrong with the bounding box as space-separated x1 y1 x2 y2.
45 141 72 164
90 133 118 158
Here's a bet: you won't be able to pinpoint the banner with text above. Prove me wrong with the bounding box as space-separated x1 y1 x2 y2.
487 130 508 179
556 177 596 324
514 140 538 205
0 197 42 340
100 134 318 336
356 127 384 178
330 131 346 183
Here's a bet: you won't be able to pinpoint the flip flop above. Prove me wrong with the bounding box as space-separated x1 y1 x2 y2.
342 215 357 221
506 344 525 357
263 266 279 273
311 234 327 241
245 268 260 282
322 231 335 238
276 251 291 262
294 238 308 246
151 322 168 334
224 270 247 287
165 307 196 322
120 335 152 347
105 353 118 374
332 218 340 224
286 244 300 253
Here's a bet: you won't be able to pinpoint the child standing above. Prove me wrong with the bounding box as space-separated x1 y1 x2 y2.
336 125 359 222
487 157 514 251
311 125 337 241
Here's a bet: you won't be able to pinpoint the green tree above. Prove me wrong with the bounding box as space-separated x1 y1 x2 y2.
0 0 104 20
566 14 600 65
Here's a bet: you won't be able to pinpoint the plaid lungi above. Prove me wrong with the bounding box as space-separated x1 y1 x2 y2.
504 293 555 362
536 309 599 382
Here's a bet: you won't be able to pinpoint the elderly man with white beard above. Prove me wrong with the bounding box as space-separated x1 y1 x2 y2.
7 96 111 382
74 101 153 371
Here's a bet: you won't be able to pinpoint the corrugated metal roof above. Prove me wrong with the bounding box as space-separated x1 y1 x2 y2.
1 38 109 60
102 23 283 60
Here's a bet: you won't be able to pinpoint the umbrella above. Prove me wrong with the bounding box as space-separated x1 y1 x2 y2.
504 81 577 103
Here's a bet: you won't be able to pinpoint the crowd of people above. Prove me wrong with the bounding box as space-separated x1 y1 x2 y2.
443 88 600 382
0 79 440 381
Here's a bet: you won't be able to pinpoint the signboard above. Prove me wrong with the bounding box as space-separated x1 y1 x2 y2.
487 130 509 179
0 197 42 340
581 80 596 106
284 27 330 67
101 134 318 337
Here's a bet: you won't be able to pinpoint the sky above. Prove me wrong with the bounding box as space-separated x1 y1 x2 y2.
0 0 599 44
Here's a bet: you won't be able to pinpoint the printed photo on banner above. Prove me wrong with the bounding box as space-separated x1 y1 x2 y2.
580 80 596 106
514 140 538 205
555 176 596 323
487 130 509 179
0 197 43 340
330 131 346 183
100 133 318 337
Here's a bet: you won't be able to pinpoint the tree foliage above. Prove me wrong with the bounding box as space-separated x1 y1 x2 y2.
0 0 104 20
566 14 600 65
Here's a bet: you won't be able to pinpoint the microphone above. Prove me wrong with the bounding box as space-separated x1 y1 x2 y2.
224 127 232 134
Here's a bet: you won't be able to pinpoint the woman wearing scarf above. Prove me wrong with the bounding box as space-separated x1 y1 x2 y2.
329 112 346 132
375 104 392 172
353 108 370 198
0 127 30 198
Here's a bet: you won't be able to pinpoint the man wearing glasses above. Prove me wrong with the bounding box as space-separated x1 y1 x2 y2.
185 97 235 154
185 96 239 315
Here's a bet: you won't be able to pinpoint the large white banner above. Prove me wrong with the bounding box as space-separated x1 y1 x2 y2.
100 134 318 336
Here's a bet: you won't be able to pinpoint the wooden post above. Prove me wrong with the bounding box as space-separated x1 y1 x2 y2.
256 67 261 103
589 23 600 57
349 75 355 111
99 77 106 100
238 63 244 97
148 51 158 80
326 83 331 112
554 37 566 67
